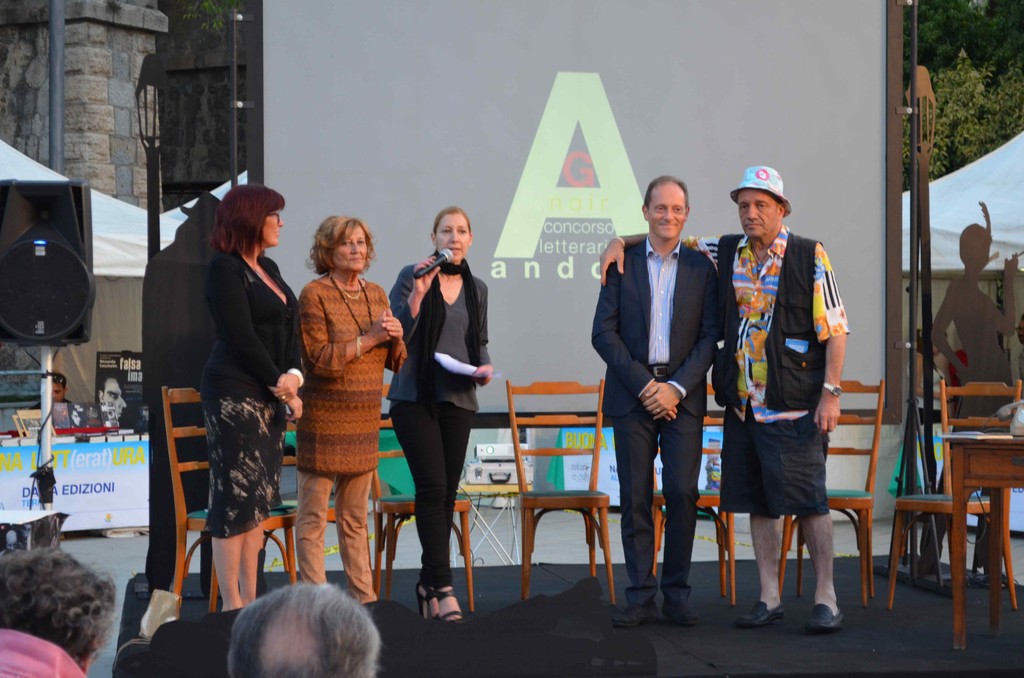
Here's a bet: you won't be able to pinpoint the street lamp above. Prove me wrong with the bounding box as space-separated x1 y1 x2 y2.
135 54 169 261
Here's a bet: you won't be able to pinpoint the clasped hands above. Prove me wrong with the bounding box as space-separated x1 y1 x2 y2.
367 308 403 344
271 373 303 421
642 381 681 421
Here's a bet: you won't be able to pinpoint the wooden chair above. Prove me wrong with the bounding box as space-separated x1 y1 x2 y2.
371 389 475 611
653 384 735 605
779 379 885 607
162 387 298 612
506 379 616 604
887 379 1019 610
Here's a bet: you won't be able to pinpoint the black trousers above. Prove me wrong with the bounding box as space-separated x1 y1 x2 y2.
612 403 702 608
390 401 474 588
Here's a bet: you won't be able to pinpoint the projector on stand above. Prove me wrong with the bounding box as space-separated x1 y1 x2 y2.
464 443 533 485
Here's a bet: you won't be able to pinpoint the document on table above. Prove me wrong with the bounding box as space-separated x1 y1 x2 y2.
940 431 1015 440
434 352 500 378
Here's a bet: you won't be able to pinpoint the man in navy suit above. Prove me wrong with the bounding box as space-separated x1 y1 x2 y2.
592 176 720 627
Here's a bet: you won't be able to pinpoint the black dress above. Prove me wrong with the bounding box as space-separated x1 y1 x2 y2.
200 252 302 538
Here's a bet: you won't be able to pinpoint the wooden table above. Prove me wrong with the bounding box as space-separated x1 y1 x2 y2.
947 435 1024 649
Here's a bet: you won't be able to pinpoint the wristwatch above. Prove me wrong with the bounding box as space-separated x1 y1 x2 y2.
822 382 843 397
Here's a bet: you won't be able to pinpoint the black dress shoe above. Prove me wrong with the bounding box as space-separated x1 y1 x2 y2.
662 602 699 626
805 604 843 634
612 603 659 628
735 601 784 628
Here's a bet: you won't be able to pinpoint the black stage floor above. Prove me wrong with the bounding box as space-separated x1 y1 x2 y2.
115 556 1023 677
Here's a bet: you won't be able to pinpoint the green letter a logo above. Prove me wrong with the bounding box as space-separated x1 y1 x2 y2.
494 72 643 259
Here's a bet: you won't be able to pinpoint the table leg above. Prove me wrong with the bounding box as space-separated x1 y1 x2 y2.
989 489 1004 635
950 450 967 650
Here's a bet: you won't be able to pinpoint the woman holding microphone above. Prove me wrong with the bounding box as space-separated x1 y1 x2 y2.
388 206 493 622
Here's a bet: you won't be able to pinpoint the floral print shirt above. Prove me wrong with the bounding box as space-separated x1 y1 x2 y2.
685 225 849 422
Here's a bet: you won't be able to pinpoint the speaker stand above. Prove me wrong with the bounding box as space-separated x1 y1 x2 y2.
38 346 54 510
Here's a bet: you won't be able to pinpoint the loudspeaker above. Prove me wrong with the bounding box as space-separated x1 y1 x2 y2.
0 180 95 345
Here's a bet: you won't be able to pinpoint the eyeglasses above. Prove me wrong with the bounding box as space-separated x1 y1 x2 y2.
268 211 282 223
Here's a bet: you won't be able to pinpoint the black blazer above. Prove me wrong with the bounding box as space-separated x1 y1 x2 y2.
592 241 721 418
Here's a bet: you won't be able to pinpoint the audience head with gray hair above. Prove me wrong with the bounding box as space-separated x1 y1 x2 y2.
0 548 116 674
228 583 381 678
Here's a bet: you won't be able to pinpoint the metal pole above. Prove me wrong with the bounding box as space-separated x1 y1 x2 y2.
904 0 920 498
230 11 239 188
39 347 54 510
48 0 65 173
231 10 238 189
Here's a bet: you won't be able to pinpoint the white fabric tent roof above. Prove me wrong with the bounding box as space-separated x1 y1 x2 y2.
162 171 246 224
903 129 1024 272
0 139 180 277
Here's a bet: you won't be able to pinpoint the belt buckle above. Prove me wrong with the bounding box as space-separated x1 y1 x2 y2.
651 365 669 378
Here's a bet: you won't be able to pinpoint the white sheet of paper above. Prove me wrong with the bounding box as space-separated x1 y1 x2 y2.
434 352 501 379
434 352 479 376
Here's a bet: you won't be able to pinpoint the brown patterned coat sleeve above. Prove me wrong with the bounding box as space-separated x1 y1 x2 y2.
298 281 350 378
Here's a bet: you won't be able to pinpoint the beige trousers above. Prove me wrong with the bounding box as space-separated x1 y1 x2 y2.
296 468 376 603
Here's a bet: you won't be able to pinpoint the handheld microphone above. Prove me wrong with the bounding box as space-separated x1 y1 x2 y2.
413 249 453 279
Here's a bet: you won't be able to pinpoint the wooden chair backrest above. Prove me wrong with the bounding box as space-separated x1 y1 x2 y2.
161 386 209 526
938 379 1022 493
505 380 605 494
371 448 407 501
828 379 886 493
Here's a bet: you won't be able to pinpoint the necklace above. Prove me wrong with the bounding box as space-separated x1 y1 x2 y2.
330 274 362 299
330 277 372 333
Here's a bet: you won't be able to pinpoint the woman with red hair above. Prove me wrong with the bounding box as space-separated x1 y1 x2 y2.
201 184 304 610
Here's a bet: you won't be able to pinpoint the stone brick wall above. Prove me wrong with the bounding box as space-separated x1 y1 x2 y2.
0 0 167 207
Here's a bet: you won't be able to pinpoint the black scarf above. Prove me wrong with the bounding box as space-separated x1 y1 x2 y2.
417 255 482 413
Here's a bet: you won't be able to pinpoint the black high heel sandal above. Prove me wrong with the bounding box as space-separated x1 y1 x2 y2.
415 583 433 619
427 586 463 623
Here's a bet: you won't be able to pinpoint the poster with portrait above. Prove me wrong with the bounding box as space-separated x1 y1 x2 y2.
94 352 146 432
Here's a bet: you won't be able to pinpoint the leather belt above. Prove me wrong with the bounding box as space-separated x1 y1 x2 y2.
649 364 670 378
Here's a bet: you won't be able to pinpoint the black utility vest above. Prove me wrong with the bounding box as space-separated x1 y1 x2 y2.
712 233 825 411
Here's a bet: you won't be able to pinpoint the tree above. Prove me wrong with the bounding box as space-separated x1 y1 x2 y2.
903 1 1024 185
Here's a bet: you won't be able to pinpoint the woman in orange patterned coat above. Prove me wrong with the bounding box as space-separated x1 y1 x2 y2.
296 216 406 602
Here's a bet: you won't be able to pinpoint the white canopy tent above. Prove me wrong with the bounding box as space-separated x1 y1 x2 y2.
903 129 1024 273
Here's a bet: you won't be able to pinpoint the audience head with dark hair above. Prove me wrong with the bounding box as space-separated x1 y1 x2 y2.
228 583 380 678
0 548 116 677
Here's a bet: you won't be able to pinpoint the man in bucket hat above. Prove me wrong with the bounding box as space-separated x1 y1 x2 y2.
599 166 849 634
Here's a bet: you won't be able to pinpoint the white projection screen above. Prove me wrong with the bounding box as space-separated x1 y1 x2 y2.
262 1 890 414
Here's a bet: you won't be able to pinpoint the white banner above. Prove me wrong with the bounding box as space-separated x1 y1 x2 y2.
0 437 149 531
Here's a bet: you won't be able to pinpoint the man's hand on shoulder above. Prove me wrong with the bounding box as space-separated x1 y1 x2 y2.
599 234 645 285
599 237 625 286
